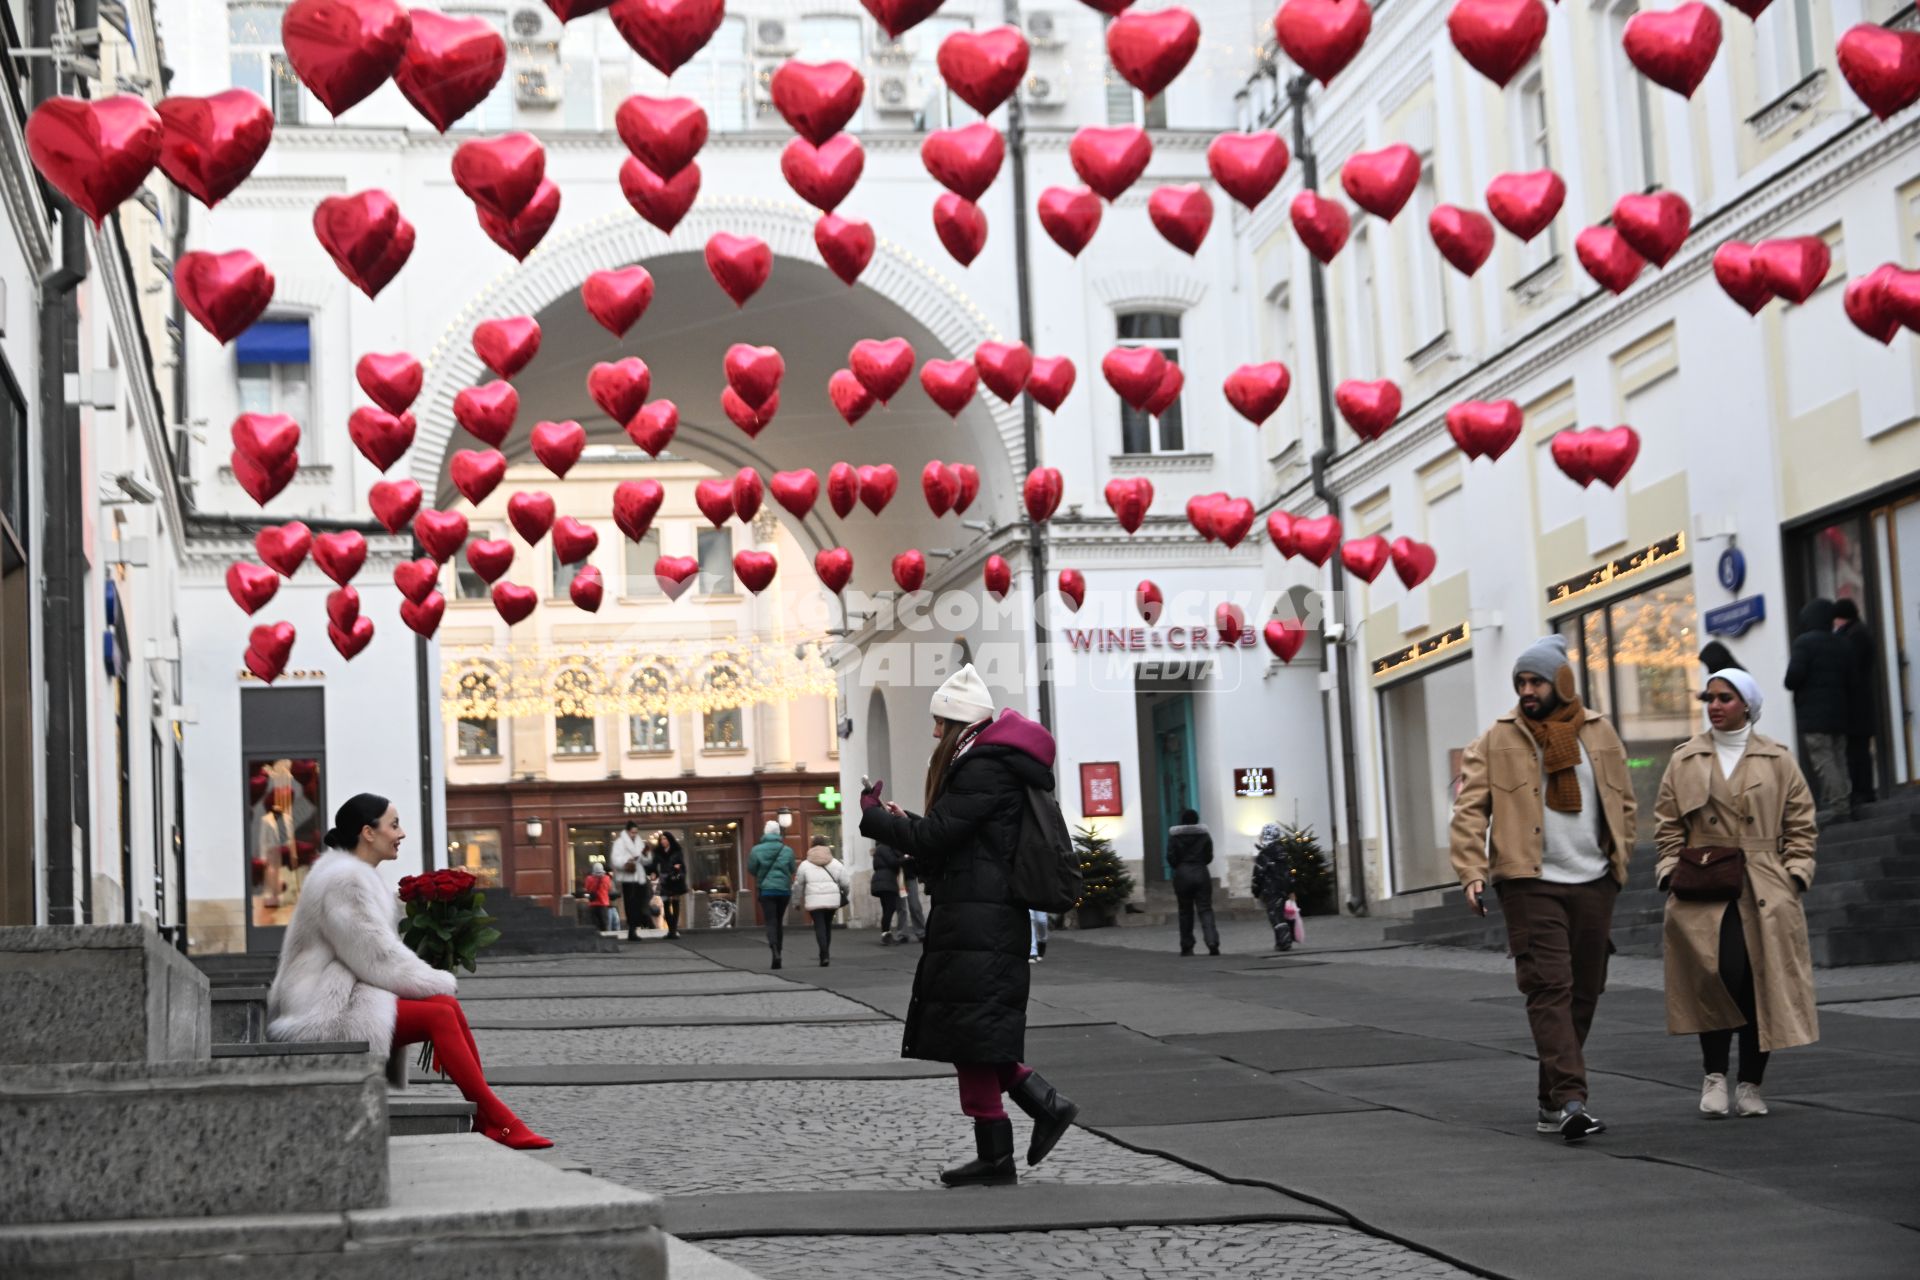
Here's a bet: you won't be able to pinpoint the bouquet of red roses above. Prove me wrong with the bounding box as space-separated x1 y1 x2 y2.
398 868 500 1074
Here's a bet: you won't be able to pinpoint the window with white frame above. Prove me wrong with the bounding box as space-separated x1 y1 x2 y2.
234 318 315 460
1753 0 1817 105
554 667 597 756
453 529 493 601
446 8 515 131
1346 225 1382 375
552 542 587 598
560 13 635 131
904 13 976 130
1268 282 1299 455
622 530 663 596
228 4 305 123
456 672 500 758
1102 17 1166 128
1511 66 1557 272
628 667 671 752
1116 312 1184 454
702 664 744 749
1603 2 1659 193
795 14 868 133
696 526 734 595
660 13 747 132
1408 160 1448 346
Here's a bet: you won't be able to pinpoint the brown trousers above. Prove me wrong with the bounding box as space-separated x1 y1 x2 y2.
1496 876 1618 1110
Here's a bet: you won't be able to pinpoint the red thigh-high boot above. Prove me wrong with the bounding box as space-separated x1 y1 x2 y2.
393 997 552 1149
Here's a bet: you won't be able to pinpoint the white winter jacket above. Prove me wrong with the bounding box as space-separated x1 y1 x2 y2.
791 852 851 911
266 850 456 1086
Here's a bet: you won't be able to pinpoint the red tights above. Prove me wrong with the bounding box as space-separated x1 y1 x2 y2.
392 995 519 1134
955 1062 1032 1120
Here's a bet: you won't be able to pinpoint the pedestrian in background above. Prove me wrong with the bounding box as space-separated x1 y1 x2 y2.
1655 669 1819 1120
611 820 649 942
900 846 928 941
1785 598 1857 822
1251 823 1297 953
1449 635 1635 1143
1166 809 1221 957
870 841 910 944
793 833 851 966
583 858 618 934
747 820 795 969
1831 598 1878 805
653 830 688 939
1697 640 1743 675
1028 909 1049 963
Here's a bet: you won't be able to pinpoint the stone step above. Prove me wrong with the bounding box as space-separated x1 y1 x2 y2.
192 954 279 988
0 1134 665 1279
211 985 269 1045
2 924 209 1066
212 1039 370 1060
388 1096 475 1137
1813 926 1920 966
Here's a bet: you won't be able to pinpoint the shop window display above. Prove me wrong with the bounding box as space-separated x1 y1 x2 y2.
246 756 322 927
1380 658 1477 894
447 827 502 888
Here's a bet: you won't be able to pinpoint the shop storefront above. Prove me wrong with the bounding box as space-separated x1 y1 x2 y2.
1375 626 1475 897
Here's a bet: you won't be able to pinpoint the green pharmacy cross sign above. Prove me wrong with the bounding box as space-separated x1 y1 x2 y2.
817 785 841 811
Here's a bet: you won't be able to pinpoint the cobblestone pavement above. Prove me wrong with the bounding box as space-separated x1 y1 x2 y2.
457 972 793 998
473 1021 909 1066
497 1080 1218 1195
461 989 878 1026
704 1225 1475 1279
483 953 728 973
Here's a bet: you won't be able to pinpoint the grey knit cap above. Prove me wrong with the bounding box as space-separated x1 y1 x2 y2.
1513 634 1572 685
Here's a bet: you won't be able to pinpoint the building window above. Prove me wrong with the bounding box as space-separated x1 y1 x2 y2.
902 12 976 130
457 712 499 758
622 530 663 596
235 319 313 459
1346 225 1382 373
559 13 633 131
677 13 748 132
629 666 672 752
552 543 586 599
697 526 734 595
454 529 493 601
1116 312 1183 454
1380 657 1478 895
1408 156 1449 346
228 3 304 123
1 353 26 569
1754 0 1817 104
240 687 324 938
447 827 502 887
1604 2 1659 193
703 664 744 749
796 15 867 132
1103 18 1166 129
554 667 597 756
446 9 515 130
1512 67 1557 269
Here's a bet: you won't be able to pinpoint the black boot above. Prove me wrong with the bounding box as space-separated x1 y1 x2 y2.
940 1117 1017 1187
1008 1070 1079 1167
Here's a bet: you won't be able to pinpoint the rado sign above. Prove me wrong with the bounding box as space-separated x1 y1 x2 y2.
623 789 690 814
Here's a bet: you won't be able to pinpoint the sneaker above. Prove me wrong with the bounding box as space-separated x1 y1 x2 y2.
1028 956 1039 964
1735 1082 1769 1117
1557 1101 1604 1142
1208 945 1221 956
880 935 894 946
1700 1073 1730 1118
1535 1107 1560 1134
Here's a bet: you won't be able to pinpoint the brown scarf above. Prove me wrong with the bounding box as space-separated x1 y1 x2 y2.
1518 691 1586 814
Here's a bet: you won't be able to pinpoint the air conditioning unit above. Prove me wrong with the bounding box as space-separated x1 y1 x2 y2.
508 5 561 45
753 17 791 54
1021 71 1066 111
872 72 914 115
1024 10 1064 49
751 60 782 106
515 64 556 107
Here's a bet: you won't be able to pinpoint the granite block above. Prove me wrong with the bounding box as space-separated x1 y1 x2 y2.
0 925 210 1065
210 987 268 1045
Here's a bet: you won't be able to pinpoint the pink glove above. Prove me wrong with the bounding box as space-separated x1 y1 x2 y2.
860 778 885 811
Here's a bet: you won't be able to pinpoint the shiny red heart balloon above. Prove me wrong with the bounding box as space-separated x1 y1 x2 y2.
722 387 779 437
414 510 471 564
1024 467 1063 523
356 352 422 415
1337 379 1401 441
1038 186 1103 257
952 465 979 516
1390 537 1437 589
454 381 518 446
282 0 411 117
393 558 440 605
1028 357 1076 411
614 479 665 541
326 585 361 630
1264 619 1307 663
1148 184 1213 254
313 189 404 293
1107 7 1200 99
1104 476 1154 534
256 521 313 577
1430 204 1496 276
619 156 700 233
1577 226 1647 295
781 134 864 212
368 479 422 533
771 470 820 518
1754 236 1831 305
1214 498 1256 549
393 10 505 133
1447 0 1548 88
828 369 874 425
770 60 865 146
473 316 541 379
1445 400 1524 461
892 549 928 593
1486 168 1565 242
590 356 653 422
349 406 416 472
1144 363 1185 418
1712 241 1770 314
227 562 281 615
1214 603 1247 645
827 463 860 518
733 550 778 595
231 413 301 470
706 232 772 307
1552 426 1640 488
26 95 162 226
626 399 678 455
976 342 1033 402
477 177 558 260
937 27 1029 116
328 614 375 660
920 360 979 417
1291 191 1351 263
694 478 735 528
922 461 959 516
933 195 988 266
814 547 853 595
531 420 587 478
611 0 726 76
983 554 1012 601
157 89 273 208
232 449 298 506
1845 265 1902 345
582 265 654 337
1612 192 1691 267
858 464 899 516
1207 132 1289 210
450 448 507 504
177 250 275 344
921 122 1004 203
1623 2 1721 99
615 94 707 178
508 490 557 544
1339 144 1419 221
1267 511 1298 556
492 582 538 625
850 338 916 403
452 131 545 221
569 565 604 613
1102 346 1168 410
724 344 783 409
1341 535 1391 583
246 622 297 681
860 0 943 39
1274 0 1374 85
313 531 368 585
1292 515 1342 566
1057 569 1086 612
1837 25 1920 121
653 555 699 601
815 214 875 286
400 591 446 638
1225 362 1291 425
1136 580 1164 623
1069 126 1152 201
552 516 599 565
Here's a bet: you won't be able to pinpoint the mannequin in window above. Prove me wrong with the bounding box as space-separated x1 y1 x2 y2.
256 759 297 907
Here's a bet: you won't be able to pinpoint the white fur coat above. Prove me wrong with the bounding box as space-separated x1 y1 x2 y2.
266 850 456 1087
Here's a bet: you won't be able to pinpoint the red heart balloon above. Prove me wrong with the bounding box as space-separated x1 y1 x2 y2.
1028 357 1076 411
1339 144 1419 221
1104 476 1154 533
453 381 519 446
1148 184 1213 254
920 360 979 417
26 95 162 226
724 344 784 408
477 177 558 260
552 516 599 565
1264 619 1308 663
619 156 700 233
1038 186 1103 257
1430 205 1496 276
227 562 281 615
860 0 943 39
1552 426 1641 488
815 214 875 286
473 316 541 379
814 547 854 594
976 342 1033 402
1207 132 1289 210
653 555 700 601
401 591 446 638
1838 25 1920 121
1267 511 1298 556
394 10 506 132
1102 346 1168 410
1390 537 1438 589
1292 515 1343 566
771 470 820 518
1070 126 1152 201
693 478 735 527
722 388 779 437
706 232 772 307
828 369 875 425
393 559 440 605
565 564 603 613
922 461 960 517
953 464 980 516
451 448 507 504
348 406 416 472
1613 192 1692 267
231 412 301 471
589 357 653 423
933 195 988 266
492 581 538 625
611 0 726 75
356 352 422 415
256 522 313 577
858 465 900 516
1845 265 1902 345
232 449 297 506
782 134 864 212
1188 492 1227 541
614 479 665 541
1290 191 1351 263
921 122 1004 202
452 131 545 221
531 420 586 478
1058 569 1086 612
1486 169 1565 243
615 94 707 178
582 266 655 337
508 490 557 544
1145 363 1185 418
1712 241 1770 314
1136 580 1164 623
1341 535 1390 583
1214 498 1256 549
1214 603 1247 645
1576 226 1647 295
1024 467 1063 523
1447 0 1548 88
368 480 421 534
983 554 1012 600
282 0 411 117
1446 400 1524 460
1336 380 1401 442
770 59 864 145
1225 362 1291 425
329 616 374 660
730 469 764 522
734 550 778 594
1274 0 1374 84
892 549 928 593
850 338 916 403
249 621 297 669
413 510 470 563
326 585 361 630
157 89 273 208
1108 7 1200 100
827 463 860 518
1623 2 1721 99
312 531 368 586
315 188 404 294
1754 236 1831 305
938 27 1029 116
626 399 678 455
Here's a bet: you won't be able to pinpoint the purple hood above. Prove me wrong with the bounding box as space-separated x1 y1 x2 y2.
968 708 1056 768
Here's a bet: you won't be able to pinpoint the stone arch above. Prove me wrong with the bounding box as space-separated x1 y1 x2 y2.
864 685 891 794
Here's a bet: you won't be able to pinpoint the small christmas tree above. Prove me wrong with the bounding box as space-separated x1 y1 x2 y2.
1072 823 1134 910
1277 823 1334 914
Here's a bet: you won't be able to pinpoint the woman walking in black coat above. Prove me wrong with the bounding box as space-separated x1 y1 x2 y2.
858 664 1080 1188
653 830 688 939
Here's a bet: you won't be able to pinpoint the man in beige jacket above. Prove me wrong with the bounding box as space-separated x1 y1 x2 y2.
1449 635 1636 1142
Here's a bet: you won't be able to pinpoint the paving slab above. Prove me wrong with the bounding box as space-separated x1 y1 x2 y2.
460 989 873 1027
456 973 796 998
1169 1027 1506 1073
479 1062 950 1085
472 1022 908 1067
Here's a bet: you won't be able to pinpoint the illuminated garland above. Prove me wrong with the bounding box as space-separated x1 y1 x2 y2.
441 637 836 721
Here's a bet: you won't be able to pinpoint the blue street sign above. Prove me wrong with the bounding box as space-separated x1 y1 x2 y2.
1705 596 1765 637
1717 547 1747 593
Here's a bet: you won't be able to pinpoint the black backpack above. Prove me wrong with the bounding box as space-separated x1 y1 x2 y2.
1009 785 1083 912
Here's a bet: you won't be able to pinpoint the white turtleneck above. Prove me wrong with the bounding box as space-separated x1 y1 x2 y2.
1711 723 1752 781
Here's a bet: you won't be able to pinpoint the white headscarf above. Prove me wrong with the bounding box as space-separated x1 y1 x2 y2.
1707 668 1762 723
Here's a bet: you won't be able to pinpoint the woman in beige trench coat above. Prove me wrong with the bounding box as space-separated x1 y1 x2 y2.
1654 668 1818 1120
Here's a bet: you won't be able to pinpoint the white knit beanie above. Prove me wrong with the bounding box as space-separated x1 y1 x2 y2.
929 662 996 724
763 819 782 837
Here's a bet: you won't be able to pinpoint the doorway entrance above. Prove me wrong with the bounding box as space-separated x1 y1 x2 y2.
1135 674 1203 884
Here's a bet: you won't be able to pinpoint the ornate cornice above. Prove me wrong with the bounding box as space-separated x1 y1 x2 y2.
0 58 53 275
1090 268 1208 312
181 534 414 582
